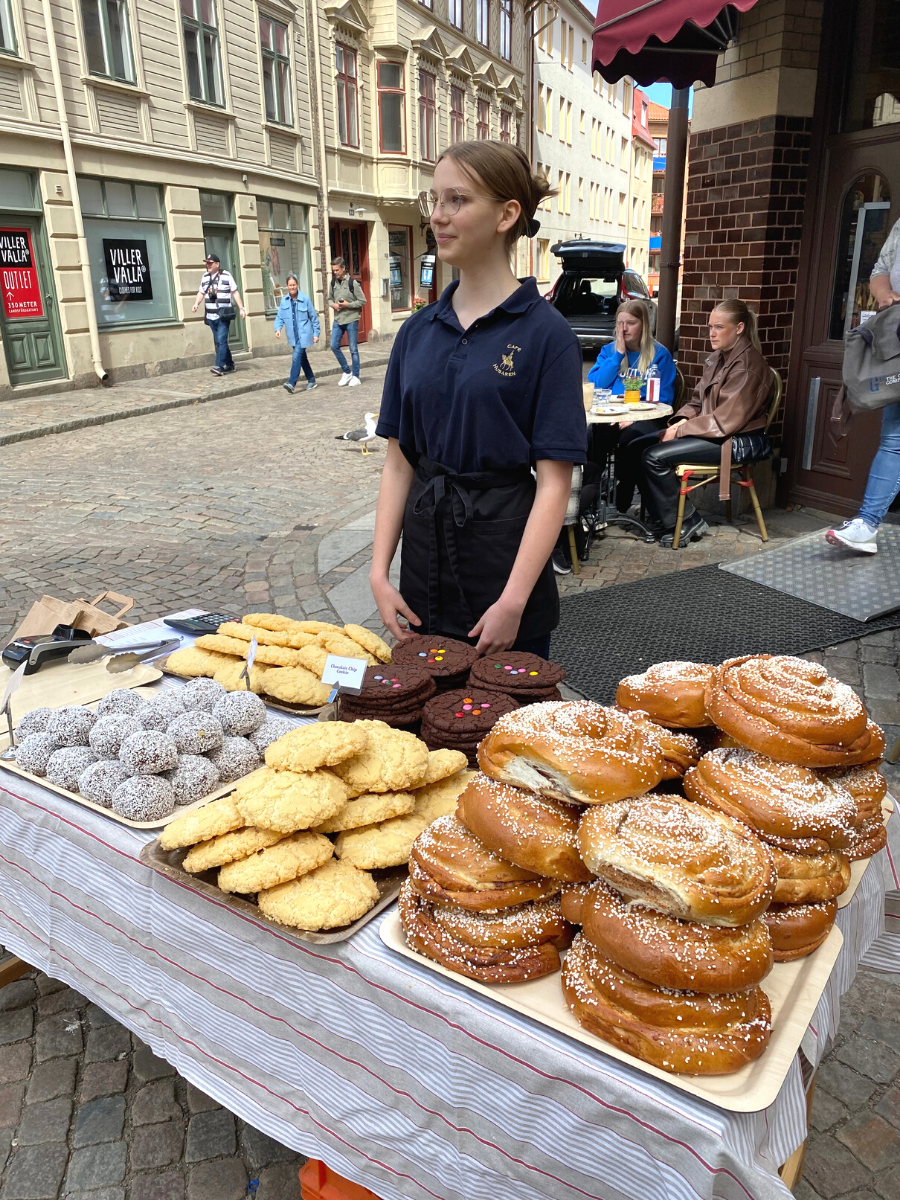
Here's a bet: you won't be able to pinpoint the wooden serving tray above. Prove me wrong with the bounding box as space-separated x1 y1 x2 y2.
160 656 330 719
380 910 844 1113
1 658 162 726
140 839 406 944
838 797 894 909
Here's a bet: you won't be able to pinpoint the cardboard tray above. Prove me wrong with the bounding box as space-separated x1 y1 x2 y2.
380 910 844 1113
1 658 162 726
160 655 330 720
140 840 407 944
838 796 894 909
0 686 244 831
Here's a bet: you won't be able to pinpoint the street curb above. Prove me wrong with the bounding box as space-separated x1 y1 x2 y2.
0 356 392 447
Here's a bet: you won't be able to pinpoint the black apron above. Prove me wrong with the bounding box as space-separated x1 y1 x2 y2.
399 455 559 641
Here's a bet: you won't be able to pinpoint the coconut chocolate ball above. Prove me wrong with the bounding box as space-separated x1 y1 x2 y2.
166 711 224 756
165 754 220 805
112 775 175 822
97 688 146 717
212 692 266 737
46 706 96 747
89 714 142 760
181 678 227 713
46 746 98 791
119 730 178 776
78 760 131 809
136 692 185 732
248 716 294 754
16 708 54 739
14 733 61 777
207 736 260 783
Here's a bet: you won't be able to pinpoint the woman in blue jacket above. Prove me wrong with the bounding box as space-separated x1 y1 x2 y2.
587 299 676 514
274 274 320 393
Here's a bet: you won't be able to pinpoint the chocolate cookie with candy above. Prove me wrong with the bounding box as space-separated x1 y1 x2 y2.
468 651 565 703
420 687 519 766
338 663 436 728
391 635 480 691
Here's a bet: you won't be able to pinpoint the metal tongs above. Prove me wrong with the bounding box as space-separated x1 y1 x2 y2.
67 637 181 673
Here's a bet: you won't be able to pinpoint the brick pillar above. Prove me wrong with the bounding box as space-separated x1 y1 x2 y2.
680 115 812 443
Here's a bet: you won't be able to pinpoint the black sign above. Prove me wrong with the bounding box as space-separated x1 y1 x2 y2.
0 230 32 268
103 238 153 301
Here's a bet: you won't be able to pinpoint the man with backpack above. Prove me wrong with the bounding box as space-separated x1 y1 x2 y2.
329 256 365 386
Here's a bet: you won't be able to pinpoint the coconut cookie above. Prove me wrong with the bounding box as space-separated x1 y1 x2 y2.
159 794 244 850
258 858 379 930
234 766 349 833
330 721 430 793
265 722 367 773
334 812 430 869
313 791 416 834
217 832 333 894
182 826 285 873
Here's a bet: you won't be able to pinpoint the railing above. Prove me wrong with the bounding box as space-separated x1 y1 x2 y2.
651 194 664 213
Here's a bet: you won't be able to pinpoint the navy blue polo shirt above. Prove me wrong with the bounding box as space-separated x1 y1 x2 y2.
376 278 587 473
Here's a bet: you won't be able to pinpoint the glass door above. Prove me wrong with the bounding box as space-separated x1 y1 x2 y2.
200 192 246 353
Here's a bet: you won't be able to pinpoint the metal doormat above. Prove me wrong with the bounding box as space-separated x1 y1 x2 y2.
720 526 900 623
553 564 900 704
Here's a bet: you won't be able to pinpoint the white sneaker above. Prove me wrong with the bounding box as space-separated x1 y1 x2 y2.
348 376 361 387
338 372 352 387
825 518 878 554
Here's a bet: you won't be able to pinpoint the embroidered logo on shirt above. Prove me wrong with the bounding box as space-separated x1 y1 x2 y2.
493 343 522 377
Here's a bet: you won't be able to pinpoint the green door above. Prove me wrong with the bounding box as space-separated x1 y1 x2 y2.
0 217 66 386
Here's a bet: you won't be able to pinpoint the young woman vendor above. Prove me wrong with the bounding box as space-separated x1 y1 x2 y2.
587 300 676 513
369 141 586 657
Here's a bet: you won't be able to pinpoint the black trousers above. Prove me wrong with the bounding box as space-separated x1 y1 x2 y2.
641 436 724 527
615 418 668 511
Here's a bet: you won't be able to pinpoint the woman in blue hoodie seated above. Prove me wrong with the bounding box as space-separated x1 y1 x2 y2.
274 274 320 393
587 299 676 512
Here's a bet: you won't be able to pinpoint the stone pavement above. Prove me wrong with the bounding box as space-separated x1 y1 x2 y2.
0 346 390 448
0 364 899 1199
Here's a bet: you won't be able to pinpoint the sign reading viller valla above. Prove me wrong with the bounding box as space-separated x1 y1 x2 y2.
103 238 153 302
0 228 43 319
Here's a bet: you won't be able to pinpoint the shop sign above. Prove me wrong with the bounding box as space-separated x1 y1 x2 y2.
419 253 435 289
103 238 154 302
0 228 43 319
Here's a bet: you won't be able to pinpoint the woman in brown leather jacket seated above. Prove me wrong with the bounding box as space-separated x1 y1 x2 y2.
640 299 772 547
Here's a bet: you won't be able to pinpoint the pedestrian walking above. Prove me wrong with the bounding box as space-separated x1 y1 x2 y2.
826 216 900 555
369 140 585 657
274 274 320 393
328 257 365 386
191 252 246 376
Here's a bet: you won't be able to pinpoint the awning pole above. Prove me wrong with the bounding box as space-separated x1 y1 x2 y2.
656 86 690 353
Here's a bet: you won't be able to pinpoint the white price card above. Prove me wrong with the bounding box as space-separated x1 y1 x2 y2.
2 660 27 715
321 654 367 697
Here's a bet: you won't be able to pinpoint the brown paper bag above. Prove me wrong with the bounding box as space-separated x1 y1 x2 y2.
13 591 135 639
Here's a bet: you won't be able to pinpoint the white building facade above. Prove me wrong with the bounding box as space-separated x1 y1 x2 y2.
529 0 643 290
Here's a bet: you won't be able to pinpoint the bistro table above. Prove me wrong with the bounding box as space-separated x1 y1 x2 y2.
0 763 897 1200
585 401 673 544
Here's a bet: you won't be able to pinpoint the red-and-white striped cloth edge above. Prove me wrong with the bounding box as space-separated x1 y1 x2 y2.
0 778 896 1200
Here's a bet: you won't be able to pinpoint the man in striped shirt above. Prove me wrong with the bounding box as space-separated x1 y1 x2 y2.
191 252 247 376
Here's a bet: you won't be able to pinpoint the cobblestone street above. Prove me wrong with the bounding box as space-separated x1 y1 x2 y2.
0 368 898 1200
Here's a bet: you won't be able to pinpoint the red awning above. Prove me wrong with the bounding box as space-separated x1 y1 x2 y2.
593 1 760 88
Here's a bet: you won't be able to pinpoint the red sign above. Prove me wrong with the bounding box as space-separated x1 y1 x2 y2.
0 228 43 319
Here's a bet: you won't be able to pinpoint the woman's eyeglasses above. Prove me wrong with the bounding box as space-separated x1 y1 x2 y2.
417 189 472 220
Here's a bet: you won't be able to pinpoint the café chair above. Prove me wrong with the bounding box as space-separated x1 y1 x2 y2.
563 464 583 575
671 367 783 549
673 365 687 411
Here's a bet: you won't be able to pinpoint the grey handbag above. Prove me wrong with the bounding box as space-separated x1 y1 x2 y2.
831 302 900 435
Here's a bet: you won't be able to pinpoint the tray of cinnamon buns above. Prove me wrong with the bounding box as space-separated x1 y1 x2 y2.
382 653 892 1109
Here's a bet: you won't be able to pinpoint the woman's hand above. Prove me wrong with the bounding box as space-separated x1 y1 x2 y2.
370 575 421 641
660 420 685 443
274 329 281 339
878 290 900 309
614 326 626 354
468 597 524 655
617 418 634 429
313 336 319 344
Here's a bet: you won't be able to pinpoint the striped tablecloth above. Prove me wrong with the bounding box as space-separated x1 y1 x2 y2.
0 776 897 1200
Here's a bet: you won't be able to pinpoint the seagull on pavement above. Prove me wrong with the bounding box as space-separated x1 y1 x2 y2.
336 412 379 455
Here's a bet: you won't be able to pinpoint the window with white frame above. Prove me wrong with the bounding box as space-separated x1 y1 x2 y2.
476 0 489 46
448 0 462 30
335 43 359 148
181 0 224 105
377 61 405 154
477 97 490 140
558 95 564 141
450 84 465 142
419 0 433 8
500 108 511 143
500 0 511 60
621 136 628 169
0 0 17 53
418 69 436 162
536 237 549 281
619 192 626 224
82 0 135 82
260 14 292 125
566 101 572 144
